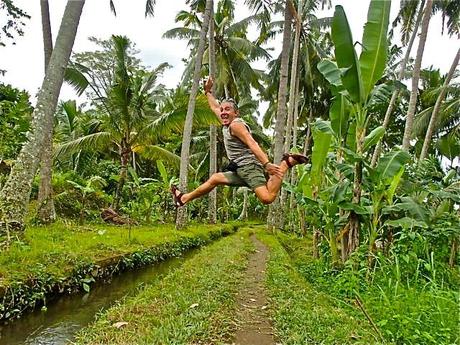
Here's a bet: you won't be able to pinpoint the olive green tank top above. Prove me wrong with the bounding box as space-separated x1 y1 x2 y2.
222 118 260 167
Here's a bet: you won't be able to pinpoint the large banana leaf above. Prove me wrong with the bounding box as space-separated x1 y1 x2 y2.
331 5 363 103
310 120 333 189
317 59 342 90
359 0 391 98
375 148 411 180
330 93 350 141
362 125 385 152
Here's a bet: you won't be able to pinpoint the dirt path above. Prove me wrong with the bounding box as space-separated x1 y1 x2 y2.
233 235 275 345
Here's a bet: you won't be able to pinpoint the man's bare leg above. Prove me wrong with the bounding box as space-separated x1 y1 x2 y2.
254 156 303 204
173 173 231 205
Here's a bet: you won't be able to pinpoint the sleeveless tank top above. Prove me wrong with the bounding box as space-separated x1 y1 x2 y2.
222 118 260 166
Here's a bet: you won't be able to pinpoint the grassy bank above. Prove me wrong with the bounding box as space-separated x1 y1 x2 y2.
276 232 459 345
74 230 253 344
258 232 378 345
0 222 237 321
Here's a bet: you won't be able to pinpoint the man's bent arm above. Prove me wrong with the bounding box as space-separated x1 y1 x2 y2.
230 122 270 165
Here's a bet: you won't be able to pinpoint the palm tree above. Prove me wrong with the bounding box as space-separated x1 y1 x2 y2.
175 0 213 229
370 0 425 167
0 0 86 231
401 0 460 150
164 0 270 100
63 36 217 211
267 1 292 230
36 0 56 224
419 48 460 160
208 0 217 224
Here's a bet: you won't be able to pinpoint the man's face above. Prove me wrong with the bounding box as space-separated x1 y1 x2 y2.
220 101 238 126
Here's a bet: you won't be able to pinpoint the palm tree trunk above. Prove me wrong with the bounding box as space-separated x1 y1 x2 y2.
268 0 292 231
208 1 217 224
40 0 53 71
280 0 302 231
0 0 85 231
402 0 433 151
419 48 460 160
371 0 425 166
112 144 131 212
37 0 56 224
176 0 213 229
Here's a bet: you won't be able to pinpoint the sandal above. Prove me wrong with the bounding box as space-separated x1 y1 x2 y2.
170 185 185 207
282 153 309 168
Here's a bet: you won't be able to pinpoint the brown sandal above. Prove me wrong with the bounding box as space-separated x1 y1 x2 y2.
282 153 309 168
170 185 185 207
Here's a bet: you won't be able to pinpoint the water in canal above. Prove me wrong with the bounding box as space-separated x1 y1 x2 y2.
0 251 195 345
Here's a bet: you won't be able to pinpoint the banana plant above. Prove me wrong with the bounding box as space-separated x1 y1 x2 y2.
316 0 393 257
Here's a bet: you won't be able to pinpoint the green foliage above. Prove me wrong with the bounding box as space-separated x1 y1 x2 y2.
0 83 32 160
0 0 30 48
277 233 459 345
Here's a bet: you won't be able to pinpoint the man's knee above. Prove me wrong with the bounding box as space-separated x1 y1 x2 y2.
255 189 275 205
209 173 228 186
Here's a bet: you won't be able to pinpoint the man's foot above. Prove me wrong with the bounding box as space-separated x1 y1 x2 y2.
170 185 185 207
282 153 309 168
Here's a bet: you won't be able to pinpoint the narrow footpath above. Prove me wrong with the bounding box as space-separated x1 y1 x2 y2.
233 235 275 345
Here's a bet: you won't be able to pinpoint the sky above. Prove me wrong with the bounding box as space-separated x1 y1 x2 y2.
1 0 459 104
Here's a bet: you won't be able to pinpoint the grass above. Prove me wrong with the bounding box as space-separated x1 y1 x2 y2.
257 231 379 345
0 222 236 286
0 221 238 321
276 232 459 345
73 230 253 345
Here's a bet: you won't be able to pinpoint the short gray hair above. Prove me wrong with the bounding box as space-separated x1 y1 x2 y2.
221 98 239 111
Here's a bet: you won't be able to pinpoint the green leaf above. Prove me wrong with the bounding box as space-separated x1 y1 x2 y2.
376 148 411 180
311 123 333 188
384 217 428 229
312 120 334 135
331 5 363 103
330 94 350 141
363 126 385 152
317 60 342 89
359 0 391 98
156 160 169 186
82 283 90 293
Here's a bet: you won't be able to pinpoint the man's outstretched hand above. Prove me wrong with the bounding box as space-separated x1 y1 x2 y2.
203 77 213 95
265 163 283 179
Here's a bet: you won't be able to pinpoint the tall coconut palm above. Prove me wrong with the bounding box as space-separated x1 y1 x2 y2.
402 0 432 150
36 0 56 224
267 1 292 230
207 0 217 224
419 48 460 160
0 0 86 231
175 0 213 229
370 0 425 167
64 36 217 211
164 0 270 100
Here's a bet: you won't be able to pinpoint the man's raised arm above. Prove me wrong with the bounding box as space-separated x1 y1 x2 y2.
203 77 221 119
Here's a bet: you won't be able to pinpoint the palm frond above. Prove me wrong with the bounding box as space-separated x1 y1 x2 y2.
55 132 113 159
109 0 117 16
145 0 156 17
163 27 200 40
64 66 90 96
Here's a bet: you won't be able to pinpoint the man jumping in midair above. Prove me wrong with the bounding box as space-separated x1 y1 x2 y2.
171 77 309 207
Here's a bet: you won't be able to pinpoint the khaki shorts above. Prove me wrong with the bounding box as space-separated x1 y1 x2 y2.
223 163 267 190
